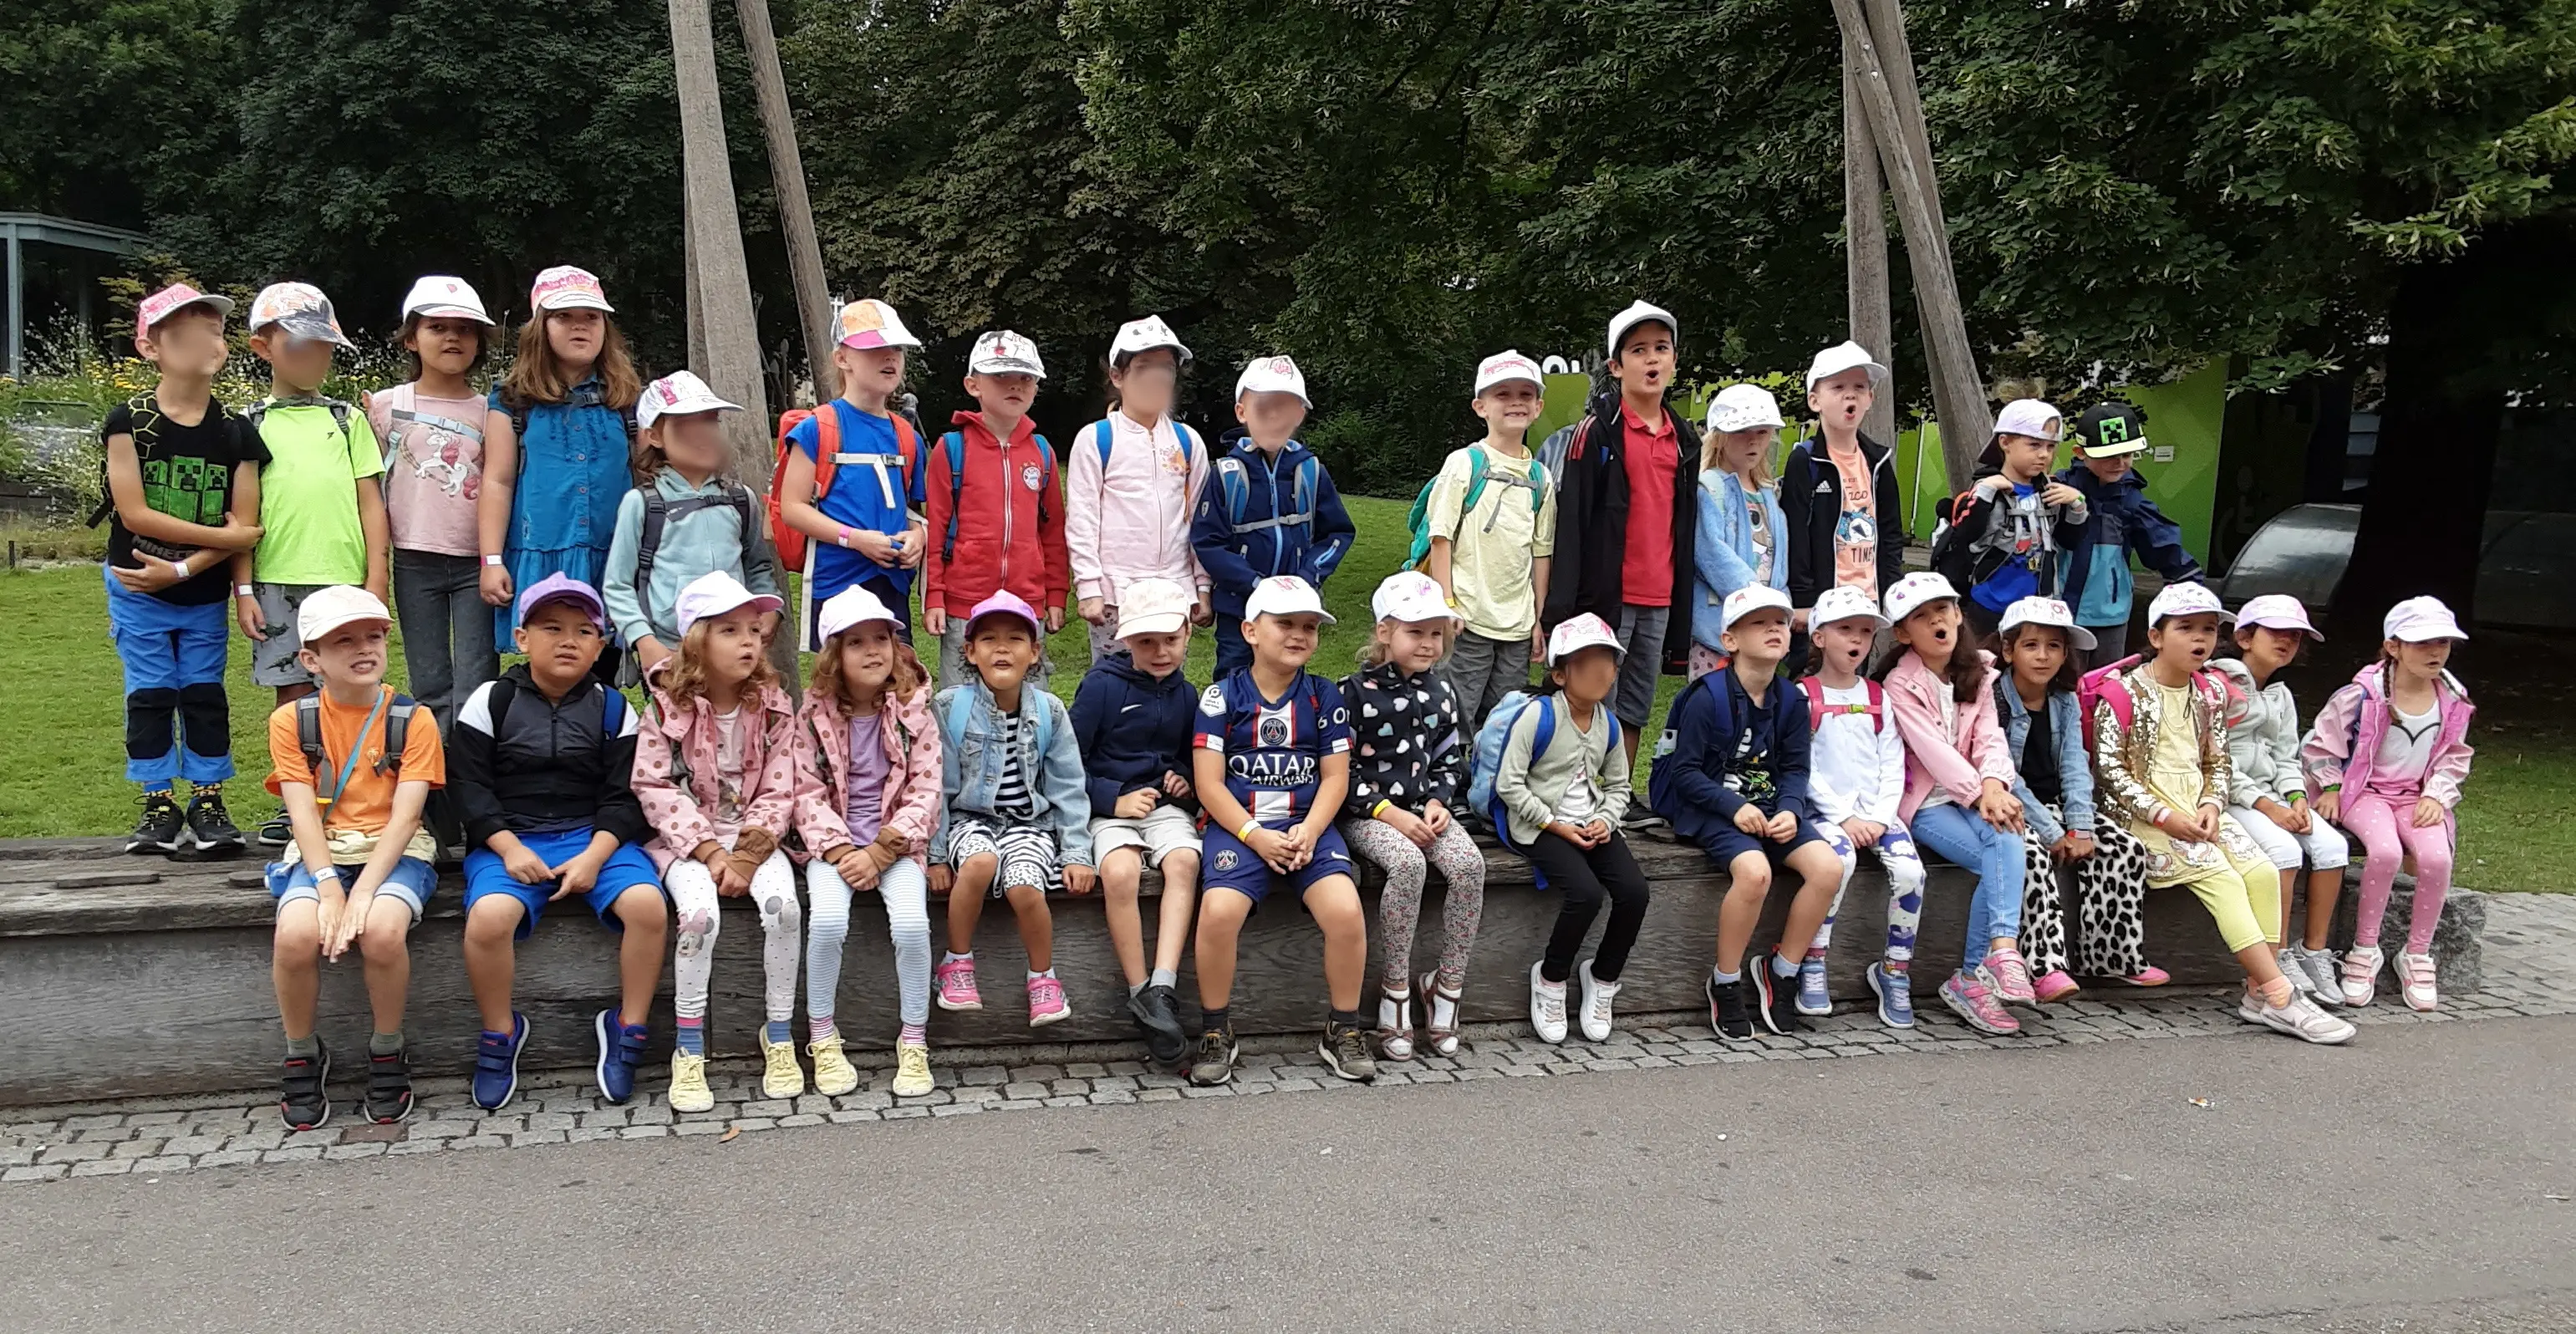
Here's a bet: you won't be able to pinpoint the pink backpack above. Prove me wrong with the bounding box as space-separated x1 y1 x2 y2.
1798 676 1886 733
2075 654 2242 756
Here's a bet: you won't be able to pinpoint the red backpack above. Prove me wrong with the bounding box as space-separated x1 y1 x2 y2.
1797 676 1886 733
766 405 919 572
2075 654 2242 755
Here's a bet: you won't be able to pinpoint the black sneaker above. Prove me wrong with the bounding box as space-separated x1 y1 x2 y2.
1319 1018 1378 1083
279 1043 331 1131
1189 1026 1238 1087
1129 984 1188 1067
364 1046 414 1124
1753 953 1805 1035
128 792 184 854
256 811 293 849
1708 971 1753 1039
180 789 247 858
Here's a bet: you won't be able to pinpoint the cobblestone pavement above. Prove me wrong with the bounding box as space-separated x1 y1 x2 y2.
8 893 2568 1185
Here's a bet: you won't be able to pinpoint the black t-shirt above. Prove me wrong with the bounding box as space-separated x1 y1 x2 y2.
103 395 267 605
2019 696 2062 806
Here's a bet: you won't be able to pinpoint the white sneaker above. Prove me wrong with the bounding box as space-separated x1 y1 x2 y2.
2278 948 2318 998
1576 960 1619 1042
1529 961 1568 1044
2390 951 2440 1011
2339 944 2385 1006
2293 946 2344 1006
2238 990 2356 1046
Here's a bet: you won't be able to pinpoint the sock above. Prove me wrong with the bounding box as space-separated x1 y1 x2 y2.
284 1033 319 1058
944 950 973 966
763 1020 792 1046
1713 967 1740 986
2258 975 2295 1008
675 1016 705 1057
1329 1008 1363 1028
142 781 174 796
1804 944 1829 964
369 1031 403 1056
191 781 221 800
811 1016 838 1045
899 1021 927 1046
1128 980 1146 997
1029 967 1056 982
1150 967 1177 990
1203 1006 1230 1033
1771 952 1800 980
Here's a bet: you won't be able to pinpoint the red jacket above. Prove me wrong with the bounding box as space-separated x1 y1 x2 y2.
923 410 1070 619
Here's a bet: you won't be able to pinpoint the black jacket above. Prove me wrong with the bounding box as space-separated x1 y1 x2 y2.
1780 432 1906 609
1067 651 1199 817
1538 391 1699 671
447 665 649 849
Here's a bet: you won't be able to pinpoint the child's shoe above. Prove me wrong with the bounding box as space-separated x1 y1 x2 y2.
1320 1016 1378 1082
128 791 183 854
2278 948 2319 999
1983 946 2037 1006
761 1032 806 1099
181 789 246 858
1189 1025 1238 1087
1027 974 1071 1027
2292 946 2344 1005
1795 955 1833 1016
2339 944 2385 1007
2239 988 2355 1045
2390 951 2440 1011
363 1045 414 1124
1377 986 1415 1061
2110 965 2172 987
594 1008 649 1105
2032 970 2081 1004
278 1042 330 1131
471 1012 528 1112
669 1053 715 1113
1529 961 1569 1043
891 1041 935 1098
1418 971 1462 1057
1128 983 1188 1067
1752 953 1804 1036
256 811 293 849
810 1036 860 1097
1939 968 2020 1036
934 956 983 1011
1707 970 1753 1039
1866 961 1915 1028
1577 959 1620 1042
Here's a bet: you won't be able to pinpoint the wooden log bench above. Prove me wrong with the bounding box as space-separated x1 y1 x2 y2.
0 832 2483 1106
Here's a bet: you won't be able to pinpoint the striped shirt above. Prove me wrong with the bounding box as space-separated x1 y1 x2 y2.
994 709 1034 817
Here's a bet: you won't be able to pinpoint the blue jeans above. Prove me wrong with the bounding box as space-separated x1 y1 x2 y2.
1214 611 1252 678
104 568 234 787
392 550 496 731
1908 802 2027 967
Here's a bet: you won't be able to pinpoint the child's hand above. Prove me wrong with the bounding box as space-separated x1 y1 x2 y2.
2257 797 2299 833
218 517 263 548
928 863 953 896
2040 481 2085 508
322 887 372 960
2283 798 2312 834
1582 818 1613 846
1976 780 2024 832
831 845 878 891
1733 805 1770 837
113 552 189 593
312 892 344 959
1974 475 2011 498
2155 810 2202 843
1531 625 1549 659
1423 800 1452 837
1065 863 1097 896
236 591 268 641
2197 804 2224 842
1193 595 1214 628
1379 805 1433 848
1544 821 1588 847
849 529 899 565
479 563 514 608
1765 810 1800 843
501 843 554 884
758 609 781 644
715 860 751 897
1046 606 1067 634
551 851 603 901
2053 832 2095 863
1246 827 1295 873
1079 597 1107 626
899 525 929 569
2412 797 2446 829
2314 791 2340 823
1842 817 1886 848
1161 771 1192 800
1115 789 1159 821
924 607 948 636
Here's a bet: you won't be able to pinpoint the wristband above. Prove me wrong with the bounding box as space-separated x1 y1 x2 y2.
235 583 257 599
1370 799 1394 819
1236 818 1260 842
481 554 504 568
312 867 340 882
173 558 192 578
836 526 853 548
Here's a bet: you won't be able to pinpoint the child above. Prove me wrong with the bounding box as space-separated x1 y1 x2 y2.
924 331 1069 687
929 592 1096 1026
603 370 781 681
1067 315 1214 665
2054 403 2204 669
776 298 931 645
1937 399 2089 640
2093 582 2353 1043
1068 578 1204 1067
1189 575 1373 1082
451 575 671 1110
1793 586 1930 1028
1651 586 1844 1039
1994 596 2164 1002
793 586 943 1099
632 573 803 1113
2214 595 2349 1004
1537 303 1700 764
2302 595 2475 1011
1499 614 1651 1045
1878 572 2031 1036
1688 383 1789 680
1782 341 1905 628
369 276 500 729
1338 571 1484 1061
481 266 643 673
261 587 443 1129
99 283 265 858
1190 357 1356 679
1425 350 1557 730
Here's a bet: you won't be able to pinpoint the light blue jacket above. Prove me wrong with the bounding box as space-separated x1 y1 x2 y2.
601 469 780 650
1996 685 2095 842
1689 468 1788 650
929 678 1094 868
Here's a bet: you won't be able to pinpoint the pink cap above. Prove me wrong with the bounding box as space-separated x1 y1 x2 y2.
674 571 783 635
963 590 1043 639
135 284 235 339
528 265 613 314
2236 593 2323 641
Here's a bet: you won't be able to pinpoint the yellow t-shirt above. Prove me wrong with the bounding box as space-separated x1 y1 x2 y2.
251 401 383 585
1423 444 1557 641
267 689 445 862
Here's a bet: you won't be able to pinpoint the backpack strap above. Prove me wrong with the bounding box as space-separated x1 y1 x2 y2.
1800 676 1826 731
940 431 968 563
1867 679 1886 733
1214 456 1249 528
296 695 327 786
1173 422 1199 464
1092 418 1116 468
377 696 415 779
601 683 628 735
635 490 670 588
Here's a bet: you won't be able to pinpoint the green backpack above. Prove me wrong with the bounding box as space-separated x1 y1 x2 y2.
1405 445 1547 570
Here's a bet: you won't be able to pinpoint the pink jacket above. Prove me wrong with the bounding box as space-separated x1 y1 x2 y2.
1065 411 1210 604
632 668 802 872
1886 649 2015 822
2301 660 2476 807
791 675 942 868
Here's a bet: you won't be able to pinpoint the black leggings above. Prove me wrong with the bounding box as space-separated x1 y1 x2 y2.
1530 830 1652 984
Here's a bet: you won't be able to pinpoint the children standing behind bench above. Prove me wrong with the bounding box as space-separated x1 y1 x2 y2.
2214 595 2349 1006
924 331 1069 687
776 298 930 644
262 587 443 1130
1783 342 1905 657
633 573 803 1113
1069 578 1204 1067
1688 384 1789 680
101 283 266 858
370 277 501 731
1068 316 1213 664
1937 399 2088 640
603 371 781 681
1423 351 1556 731
2055 403 2203 668
1191 357 1356 679
1795 586 1929 1028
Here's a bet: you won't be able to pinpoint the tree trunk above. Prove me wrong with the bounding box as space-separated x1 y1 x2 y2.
736 0 838 406
1842 38 1897 448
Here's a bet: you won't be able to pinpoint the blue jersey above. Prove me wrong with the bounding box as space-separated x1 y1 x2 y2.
1194 668 1352 825
790 400 924 598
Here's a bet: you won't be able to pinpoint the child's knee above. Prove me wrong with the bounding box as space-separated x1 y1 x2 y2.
1306 877 1364 931
1789 843 1844 889
1004 882 1051 917
616 886 669 935
359 902 414 956
1163 848 1200 885
764 890 802 935
675 902 720 956
956 852 1000 883
273 904 321 958
1728 853 1773 897
1199 890 1252 933
463 895 522 945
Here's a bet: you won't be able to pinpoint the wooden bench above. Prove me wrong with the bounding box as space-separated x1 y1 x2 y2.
0 833 2484 1106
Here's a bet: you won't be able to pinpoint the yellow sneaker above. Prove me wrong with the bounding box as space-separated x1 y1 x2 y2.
809 1036 859 1097
891 1041 934 1098
668 1052 714 1113
761 1035 806 1100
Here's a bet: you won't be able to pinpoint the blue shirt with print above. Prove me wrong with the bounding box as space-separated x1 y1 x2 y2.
788 400 924 599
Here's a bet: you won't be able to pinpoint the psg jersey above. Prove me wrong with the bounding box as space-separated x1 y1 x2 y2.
1194 669 1353 824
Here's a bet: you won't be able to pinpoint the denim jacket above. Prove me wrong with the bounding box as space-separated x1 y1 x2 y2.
1996 685 2095 842
929 677 1094 869
1688 468 1787 651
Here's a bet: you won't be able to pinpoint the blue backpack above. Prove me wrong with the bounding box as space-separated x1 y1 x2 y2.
939 429 1058 563
1466 690 1619 850
1090 418 1200 469
1211 449 1321 542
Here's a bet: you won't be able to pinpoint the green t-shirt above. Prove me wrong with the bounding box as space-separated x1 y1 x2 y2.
251 400 383 585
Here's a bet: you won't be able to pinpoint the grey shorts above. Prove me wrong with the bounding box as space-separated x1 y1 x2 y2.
250 583 330 687
1090 802 1201 868
1611 603 1670 732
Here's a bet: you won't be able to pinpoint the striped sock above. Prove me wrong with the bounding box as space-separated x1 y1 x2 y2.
675 1016 705 1057
899 1021 927 1046
810 1016 838 1045
762 1020 791 1046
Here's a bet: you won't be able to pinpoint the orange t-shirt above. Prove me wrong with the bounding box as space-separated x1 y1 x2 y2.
267 688 446 861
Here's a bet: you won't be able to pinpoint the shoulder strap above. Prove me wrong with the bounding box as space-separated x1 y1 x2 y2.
1093 419 1116 468
485 675 521 737
1215 456 1249 524
636 490 671 587
1296 454 1320 531
377 697 417 777
328 400 352 446
728 484 756 547
601 683 628 734
297 695 326 779
1174 422 1199 463
940 431 967 562
1867 679 1886 733
1460 445 1491 523
1531 695 1557 763
1800 675 1826 731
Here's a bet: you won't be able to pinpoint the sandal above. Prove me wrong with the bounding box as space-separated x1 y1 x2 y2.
1376 987 1415 1061
1418 970 1463 1057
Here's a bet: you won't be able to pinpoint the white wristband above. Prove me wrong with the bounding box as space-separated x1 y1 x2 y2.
235 584 257 599
481 554 505 568
313 867 339 882
173 558 192 578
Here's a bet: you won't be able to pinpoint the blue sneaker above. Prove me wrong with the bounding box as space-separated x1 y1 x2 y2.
594 1008 650 1104
1795 956 1833 1016
1866 962 1915 1029
472 1012 528 1111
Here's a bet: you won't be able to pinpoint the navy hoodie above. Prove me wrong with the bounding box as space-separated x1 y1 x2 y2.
1069 651 1199 816
1648 664 1814 847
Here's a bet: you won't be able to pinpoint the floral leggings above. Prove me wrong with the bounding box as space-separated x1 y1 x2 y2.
2018 802 2152 978
1340 816 1487 995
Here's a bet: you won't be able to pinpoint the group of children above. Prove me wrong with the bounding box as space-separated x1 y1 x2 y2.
95 281 2475 1133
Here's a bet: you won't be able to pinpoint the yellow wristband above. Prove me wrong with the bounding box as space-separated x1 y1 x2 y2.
1236 818 1260 842
1370 799 1394 819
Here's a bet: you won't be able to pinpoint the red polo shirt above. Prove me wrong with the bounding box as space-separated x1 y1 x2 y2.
1617 400 1677 606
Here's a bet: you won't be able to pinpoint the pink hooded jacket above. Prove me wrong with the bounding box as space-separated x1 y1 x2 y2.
792 670 942 868
1064 411 1211 605
631 666 802 873
2300 660 2476 807
1886 649 2016 822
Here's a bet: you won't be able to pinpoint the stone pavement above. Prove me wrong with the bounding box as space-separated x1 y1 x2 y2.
8 892 2569 1186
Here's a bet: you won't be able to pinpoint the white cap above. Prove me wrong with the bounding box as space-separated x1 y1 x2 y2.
297 585 391 644
1704 383 1786 435
1243 574 1334 624
1371 570 1453 624
1721 584 1794 630
1235 354 1311 408
1810 585 1887 630
400 275 494 325
1474 350 1545 396
2236 593 2323 641
1114 578 1194 639
1110 315 1191 367
528 265 613 313
1998 595 2099 650
1606 301 1677 359
834 298 922 350
2146 580 2232 626
1993 399 2064 441
1547 613 1624 665
674 570 784 635
635 370 742 431
816 583 903 643
1883 571 1961 624
968 329 1046 379
1805 339 1891 391
2383 595 2467 644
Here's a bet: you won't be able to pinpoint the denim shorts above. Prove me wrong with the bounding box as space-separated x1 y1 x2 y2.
268 856 439 924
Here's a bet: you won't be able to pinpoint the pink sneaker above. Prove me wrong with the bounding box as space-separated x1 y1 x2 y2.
934 957 982 1011
1027 974 1071 1026
1984 947 2037 1006
2390 951 2439 1011
1938 968 2021 1035
2111 965 2171 988
2033 969 2081 1004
